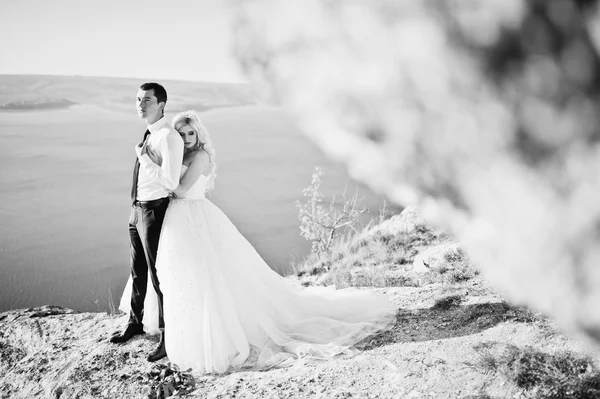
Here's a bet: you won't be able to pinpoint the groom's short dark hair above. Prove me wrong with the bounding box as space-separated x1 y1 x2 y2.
140 82 167 105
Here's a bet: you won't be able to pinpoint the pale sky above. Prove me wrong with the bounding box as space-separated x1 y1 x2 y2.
0 0 246 83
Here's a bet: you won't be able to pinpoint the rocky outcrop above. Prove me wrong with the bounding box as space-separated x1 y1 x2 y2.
2 287 587 398
0 306 159 398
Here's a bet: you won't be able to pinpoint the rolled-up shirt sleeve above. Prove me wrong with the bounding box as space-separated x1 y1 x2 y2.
139 132 184 191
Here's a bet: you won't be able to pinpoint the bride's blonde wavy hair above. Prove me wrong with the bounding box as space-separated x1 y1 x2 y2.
172 110 217 192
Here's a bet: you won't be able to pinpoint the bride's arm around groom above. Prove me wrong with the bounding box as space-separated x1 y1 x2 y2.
135 121 184 192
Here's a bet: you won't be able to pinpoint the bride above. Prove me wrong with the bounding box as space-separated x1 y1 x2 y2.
119 110 396 374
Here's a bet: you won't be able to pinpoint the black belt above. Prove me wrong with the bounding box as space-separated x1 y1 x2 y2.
133 197 169 209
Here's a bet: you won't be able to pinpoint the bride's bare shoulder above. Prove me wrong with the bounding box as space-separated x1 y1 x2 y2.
188 149 209 167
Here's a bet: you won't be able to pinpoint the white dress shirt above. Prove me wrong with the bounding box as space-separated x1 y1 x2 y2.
136 116 184 201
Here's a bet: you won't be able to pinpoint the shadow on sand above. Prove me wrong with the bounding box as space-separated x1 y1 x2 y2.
359 300 544 350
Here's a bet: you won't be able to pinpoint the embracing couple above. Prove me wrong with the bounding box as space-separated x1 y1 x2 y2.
110 82 397 374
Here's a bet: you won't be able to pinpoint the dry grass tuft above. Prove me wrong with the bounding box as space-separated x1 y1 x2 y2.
471 342 600 399
294 215 478 289
293 170 479 289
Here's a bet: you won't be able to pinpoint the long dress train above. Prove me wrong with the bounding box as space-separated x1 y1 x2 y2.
119 168 396 374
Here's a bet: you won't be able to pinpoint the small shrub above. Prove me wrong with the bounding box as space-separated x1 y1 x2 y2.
471 342 600 399
296 167 367 260
436 264 450 274
351 269 387 288
444 247 465 263
471 341 503 374
293 169 476 289
447 267 478 283
384 274 419 287
331 270 353 289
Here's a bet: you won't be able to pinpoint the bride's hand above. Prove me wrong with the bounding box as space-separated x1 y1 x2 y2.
135 141 145 158
146 146 162 166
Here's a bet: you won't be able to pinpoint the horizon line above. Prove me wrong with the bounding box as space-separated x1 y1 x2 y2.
0 72 250 86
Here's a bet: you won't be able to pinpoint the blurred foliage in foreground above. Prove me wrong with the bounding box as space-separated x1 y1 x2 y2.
233 0 600 350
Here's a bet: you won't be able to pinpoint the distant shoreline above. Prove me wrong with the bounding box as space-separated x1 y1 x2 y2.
0 99 77 111
0 102 261 116
0 75 258 114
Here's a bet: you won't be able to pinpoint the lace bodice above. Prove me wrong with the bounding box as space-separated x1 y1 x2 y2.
179 165 207 199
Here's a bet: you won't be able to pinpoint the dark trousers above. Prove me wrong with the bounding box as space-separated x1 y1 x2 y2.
128 197 169 330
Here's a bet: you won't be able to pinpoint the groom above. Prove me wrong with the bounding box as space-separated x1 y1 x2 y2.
110 82 184 362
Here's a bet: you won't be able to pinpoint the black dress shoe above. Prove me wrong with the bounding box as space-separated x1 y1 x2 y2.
110 324 144 343
147 334 167 362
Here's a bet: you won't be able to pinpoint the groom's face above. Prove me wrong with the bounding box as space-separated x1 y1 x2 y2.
136 89 164 122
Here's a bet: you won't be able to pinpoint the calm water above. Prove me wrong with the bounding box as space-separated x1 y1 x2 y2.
0 105 390 312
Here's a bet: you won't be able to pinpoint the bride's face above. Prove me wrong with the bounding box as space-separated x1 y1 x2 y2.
177 124 198 149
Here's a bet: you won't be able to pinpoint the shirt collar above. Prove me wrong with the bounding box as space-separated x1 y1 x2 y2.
148 116 167 134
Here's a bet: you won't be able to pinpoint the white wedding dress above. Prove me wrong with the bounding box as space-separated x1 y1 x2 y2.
119 166 396 374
